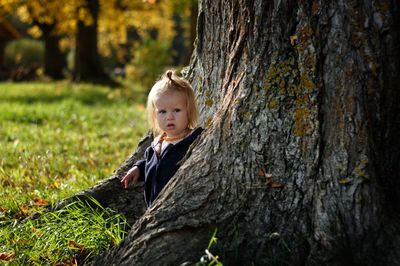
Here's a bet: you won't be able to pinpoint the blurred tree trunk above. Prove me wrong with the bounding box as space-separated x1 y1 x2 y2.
171 13 186 66
185 0 198 64
39 23 65 79
72 0 108 83
72 0 400 265
171 0 198 66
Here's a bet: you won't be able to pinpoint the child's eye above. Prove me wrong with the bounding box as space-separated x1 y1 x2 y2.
158 110 166 114
174 109 181 112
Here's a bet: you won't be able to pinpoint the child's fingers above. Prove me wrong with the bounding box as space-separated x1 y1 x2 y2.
121 167 139 188
120 175 128 183
121 174 130 188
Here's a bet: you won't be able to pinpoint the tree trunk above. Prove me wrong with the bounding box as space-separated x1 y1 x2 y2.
73 0 400 265
39 23 65 79
73 0 109 83
184 0 198 65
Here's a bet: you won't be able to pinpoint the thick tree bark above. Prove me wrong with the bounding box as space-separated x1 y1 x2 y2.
71 0 400 265
73 0 109 83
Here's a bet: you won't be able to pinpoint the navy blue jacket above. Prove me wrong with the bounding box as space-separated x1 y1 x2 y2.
135 127 203 207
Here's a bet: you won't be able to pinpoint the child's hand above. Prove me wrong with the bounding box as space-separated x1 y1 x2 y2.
121 166 140 189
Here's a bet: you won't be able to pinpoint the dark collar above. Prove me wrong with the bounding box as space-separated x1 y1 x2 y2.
151 127 204 149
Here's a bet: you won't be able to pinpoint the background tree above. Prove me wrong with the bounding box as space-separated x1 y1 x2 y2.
12 0 74 79
2 0 195 83
72 0 106 82
170 0 198 66
66 0 400 265
74 0 193 84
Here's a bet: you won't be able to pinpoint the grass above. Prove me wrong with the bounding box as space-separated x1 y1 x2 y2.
0 81 148 264
1 197 129 265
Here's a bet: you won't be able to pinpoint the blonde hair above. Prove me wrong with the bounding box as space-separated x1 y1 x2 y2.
147 70 198 136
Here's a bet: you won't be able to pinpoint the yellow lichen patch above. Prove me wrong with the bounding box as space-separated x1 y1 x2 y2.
203 89 214 107
300 24 313 40
263 54 318 138
267 99 278 110
243 111 252 119
290 35 298 46
279 79 286 89
305 55 317 72
354 159 368 178
205 98 214 107
294 94 311 108
339 178 351 185
252 84 259 92
266 66 279 81
300 75 316 91
205 116 213 128
286 84 301 97
293 108 311 137
252 84 261 97
264 57 299 92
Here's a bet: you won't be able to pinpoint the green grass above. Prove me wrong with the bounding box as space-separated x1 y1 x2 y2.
1 197 129 265
0 81 147 264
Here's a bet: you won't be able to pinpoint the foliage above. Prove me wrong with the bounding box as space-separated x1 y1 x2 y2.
0 81 147 264
0 197 129 265
123 0 197 86
126 38 172 89
3 0 191 56
4 38 44 68
1 0 196 82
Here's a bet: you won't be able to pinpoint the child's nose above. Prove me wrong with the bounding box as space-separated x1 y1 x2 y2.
166 112 174 119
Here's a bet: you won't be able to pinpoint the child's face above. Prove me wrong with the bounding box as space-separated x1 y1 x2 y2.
154 91 189 137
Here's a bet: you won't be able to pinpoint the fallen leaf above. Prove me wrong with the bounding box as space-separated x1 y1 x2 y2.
269 181 285 188
33 199 49 205
265 173 273 184
68 240 89 264
0 252 15 261
265 173 285 188
88 159 95 168
68 240 80 249
61 256 77 266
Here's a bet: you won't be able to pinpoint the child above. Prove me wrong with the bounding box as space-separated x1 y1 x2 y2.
121 70 203 207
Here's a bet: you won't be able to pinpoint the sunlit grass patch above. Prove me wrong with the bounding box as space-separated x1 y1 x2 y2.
0 81 147 264
0 197 129 265
0 81 147 216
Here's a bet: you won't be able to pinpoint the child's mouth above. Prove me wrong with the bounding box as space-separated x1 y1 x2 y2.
167 123 175 129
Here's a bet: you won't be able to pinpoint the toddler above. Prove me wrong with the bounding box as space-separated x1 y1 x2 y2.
121 70 203 207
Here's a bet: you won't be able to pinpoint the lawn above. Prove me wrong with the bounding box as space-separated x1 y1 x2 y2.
0 81 148 264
